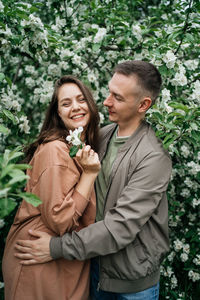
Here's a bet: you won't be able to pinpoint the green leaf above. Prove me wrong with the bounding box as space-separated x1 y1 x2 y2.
0 124 9 135
5 76 12 87
2 109 17 125
92 43 101 52
0 73 5 82
15 164 32 170
19 192 42 207
191 130 200 142
7 169 29 185
0 187 11 198
8 150 24 162
0 198 17 218
69 146 79 158
0 164 15 179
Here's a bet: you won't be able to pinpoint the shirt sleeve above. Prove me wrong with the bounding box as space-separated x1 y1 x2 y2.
50 151 172 260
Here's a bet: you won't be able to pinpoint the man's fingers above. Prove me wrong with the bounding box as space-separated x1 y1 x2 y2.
20 259 38 265
16 240 33 248
14 252 33 260
15 244 31 253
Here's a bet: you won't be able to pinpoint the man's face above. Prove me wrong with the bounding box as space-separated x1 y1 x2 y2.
103 73 143 129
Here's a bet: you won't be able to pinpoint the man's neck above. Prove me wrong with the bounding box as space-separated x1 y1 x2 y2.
117 119 143 137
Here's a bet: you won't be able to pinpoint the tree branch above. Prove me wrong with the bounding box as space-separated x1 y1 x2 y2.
174 0 193 55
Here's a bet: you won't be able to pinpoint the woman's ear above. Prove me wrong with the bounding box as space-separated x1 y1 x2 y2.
138 97 152 113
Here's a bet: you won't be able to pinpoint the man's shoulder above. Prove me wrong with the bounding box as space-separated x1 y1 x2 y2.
140 124 171 161
100 123 116 139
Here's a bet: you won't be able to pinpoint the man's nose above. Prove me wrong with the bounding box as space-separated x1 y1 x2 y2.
103 94 112 106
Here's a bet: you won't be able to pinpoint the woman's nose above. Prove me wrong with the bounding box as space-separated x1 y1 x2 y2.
71 100 80 110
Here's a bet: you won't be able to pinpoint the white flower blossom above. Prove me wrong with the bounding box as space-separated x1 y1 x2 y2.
19 116 30 134
66 127 83 146
188 270 200 282
184 59 199 70
191 80 200 103
25 77 35 88
192 198 200 208
187 161 200 175
174 239 183 251
167 251 175 262
94 28 107 43
48 64 61 77
193 255 200 266
184 177 193 187
88 72 97 83
163 50 177 68
171 275 178 288
180 145 190 158
161 88 171 102
132 24 142 41
180 188 190 198
172 72 187 86
180 253 188 262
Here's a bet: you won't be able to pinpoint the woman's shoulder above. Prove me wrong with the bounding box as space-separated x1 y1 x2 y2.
33 140 70 167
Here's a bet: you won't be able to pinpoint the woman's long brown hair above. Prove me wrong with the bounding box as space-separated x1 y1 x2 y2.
24 75 100 163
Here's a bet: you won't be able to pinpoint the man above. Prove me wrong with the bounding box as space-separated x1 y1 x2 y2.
15 60 172 300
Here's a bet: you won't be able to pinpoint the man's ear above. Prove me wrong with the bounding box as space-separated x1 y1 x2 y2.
138 97 152 113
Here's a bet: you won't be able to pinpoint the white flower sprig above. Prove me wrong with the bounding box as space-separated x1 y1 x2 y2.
66 126 85 157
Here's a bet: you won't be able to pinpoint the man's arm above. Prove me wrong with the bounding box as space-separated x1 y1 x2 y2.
16 151 171 264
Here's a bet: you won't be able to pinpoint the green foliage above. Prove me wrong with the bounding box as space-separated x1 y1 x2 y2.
0 0 200 298
0 147 42 219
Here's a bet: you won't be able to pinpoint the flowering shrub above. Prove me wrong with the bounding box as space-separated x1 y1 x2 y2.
0 0 199 299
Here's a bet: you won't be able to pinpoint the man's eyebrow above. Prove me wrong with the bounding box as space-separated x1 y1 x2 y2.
108 85 124 99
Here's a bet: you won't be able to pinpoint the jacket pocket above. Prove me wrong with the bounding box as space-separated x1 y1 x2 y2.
101 241 151 281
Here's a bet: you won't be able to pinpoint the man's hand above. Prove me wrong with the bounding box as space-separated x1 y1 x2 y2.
15 230 53 265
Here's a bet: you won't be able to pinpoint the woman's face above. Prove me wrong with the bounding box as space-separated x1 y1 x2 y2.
57 83 90 135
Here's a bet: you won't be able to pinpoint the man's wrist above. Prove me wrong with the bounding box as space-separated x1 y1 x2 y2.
50 236 63 259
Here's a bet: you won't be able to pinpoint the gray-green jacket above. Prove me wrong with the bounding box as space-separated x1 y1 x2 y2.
50 121 172 293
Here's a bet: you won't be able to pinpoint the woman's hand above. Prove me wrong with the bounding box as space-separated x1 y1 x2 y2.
76 145 101 174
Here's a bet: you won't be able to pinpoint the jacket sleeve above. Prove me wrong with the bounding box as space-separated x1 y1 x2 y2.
34 165 90 235
50 150 172 260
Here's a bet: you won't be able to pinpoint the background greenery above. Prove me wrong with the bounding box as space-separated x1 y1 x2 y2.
0 0 200 299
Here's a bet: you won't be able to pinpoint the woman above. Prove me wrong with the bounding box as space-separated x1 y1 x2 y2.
2 75 100 300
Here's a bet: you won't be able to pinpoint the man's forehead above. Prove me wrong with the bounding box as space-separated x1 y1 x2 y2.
108 73 139 92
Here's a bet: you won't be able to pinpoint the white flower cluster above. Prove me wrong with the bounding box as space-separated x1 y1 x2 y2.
163 50 176 68
192 198 200 208
180 145 190 158
188 270 200 282
172 73 187 86
193 254 200 266
93 27 107 43
132 24 142 41
191 80 200 103
187 161 200 175
1 86 22 112
66 127 83 146
19 116 30 134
